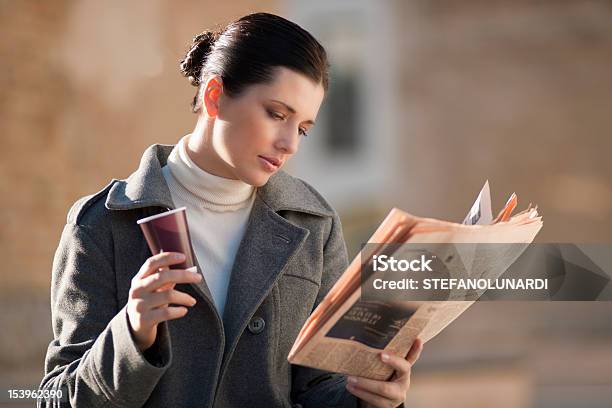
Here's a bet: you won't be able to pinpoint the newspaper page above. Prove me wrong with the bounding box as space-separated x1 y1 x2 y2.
288 215 542 380
289 182 543 379
463 180 493 225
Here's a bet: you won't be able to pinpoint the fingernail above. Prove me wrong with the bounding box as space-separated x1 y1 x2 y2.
347 376 358 385
174 253 185 260
381 353 389 362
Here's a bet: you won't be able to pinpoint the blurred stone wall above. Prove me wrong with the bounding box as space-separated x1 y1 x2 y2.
393 0 612 243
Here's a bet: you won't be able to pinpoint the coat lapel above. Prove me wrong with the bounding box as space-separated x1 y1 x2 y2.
105 143 218 313
221 194 310 358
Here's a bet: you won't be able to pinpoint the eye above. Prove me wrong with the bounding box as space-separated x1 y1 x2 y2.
267 109 285 121
267 108 309 137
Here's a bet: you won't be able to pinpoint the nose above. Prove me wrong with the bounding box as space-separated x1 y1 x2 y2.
274 129 300 155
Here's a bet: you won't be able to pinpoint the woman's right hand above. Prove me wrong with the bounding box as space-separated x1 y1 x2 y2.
127 252 203 352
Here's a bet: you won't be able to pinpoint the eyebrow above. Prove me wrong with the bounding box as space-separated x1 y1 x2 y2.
269 99 315 126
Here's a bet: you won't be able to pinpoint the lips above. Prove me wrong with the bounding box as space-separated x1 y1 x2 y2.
259 155 282 167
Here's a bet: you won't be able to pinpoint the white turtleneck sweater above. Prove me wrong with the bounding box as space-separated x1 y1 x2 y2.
161 134 255 317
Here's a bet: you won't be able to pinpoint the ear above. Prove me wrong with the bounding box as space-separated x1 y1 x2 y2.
202 75 223 117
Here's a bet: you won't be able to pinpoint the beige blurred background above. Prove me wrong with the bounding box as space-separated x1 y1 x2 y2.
1 0 611 407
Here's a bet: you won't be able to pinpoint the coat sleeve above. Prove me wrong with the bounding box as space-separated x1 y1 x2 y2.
291 210 360 408
38 221 173 407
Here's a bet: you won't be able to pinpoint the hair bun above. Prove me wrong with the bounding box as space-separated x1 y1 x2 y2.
179 31 217 87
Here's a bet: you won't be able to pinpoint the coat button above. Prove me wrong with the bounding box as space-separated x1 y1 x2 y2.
247 316 265 334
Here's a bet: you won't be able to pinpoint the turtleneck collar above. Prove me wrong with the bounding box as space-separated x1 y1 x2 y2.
166 134 255 211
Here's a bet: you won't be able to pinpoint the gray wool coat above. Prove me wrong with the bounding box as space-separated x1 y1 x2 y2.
38 143 360 408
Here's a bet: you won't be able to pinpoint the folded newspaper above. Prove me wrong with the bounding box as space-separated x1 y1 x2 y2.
287 181 543 380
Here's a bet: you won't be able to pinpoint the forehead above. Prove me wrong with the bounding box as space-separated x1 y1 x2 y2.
247 66 325 118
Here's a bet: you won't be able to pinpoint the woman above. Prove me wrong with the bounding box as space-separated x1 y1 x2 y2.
39 12 423 408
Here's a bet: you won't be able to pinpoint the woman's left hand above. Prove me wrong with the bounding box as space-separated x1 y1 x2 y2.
346 338 424 408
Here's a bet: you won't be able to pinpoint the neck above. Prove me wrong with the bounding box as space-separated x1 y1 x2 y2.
186 115 237 180
165 134 254 211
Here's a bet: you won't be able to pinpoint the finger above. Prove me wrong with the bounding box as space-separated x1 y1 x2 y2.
136 252 186 279
140 269 202 292
406 337 424 365
380 352 412 379
346 383 398 408
155 264 175 292
147 289 197 309
144 306 189 325
155 282 177 292
346 377 404 401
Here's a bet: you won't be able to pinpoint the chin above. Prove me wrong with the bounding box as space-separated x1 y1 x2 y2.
238 170 271 187
251 174 272 187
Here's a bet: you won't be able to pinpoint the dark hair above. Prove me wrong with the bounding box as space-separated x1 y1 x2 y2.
179 12 330 113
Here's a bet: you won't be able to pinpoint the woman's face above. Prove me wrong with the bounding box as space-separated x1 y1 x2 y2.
197 66 325 186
